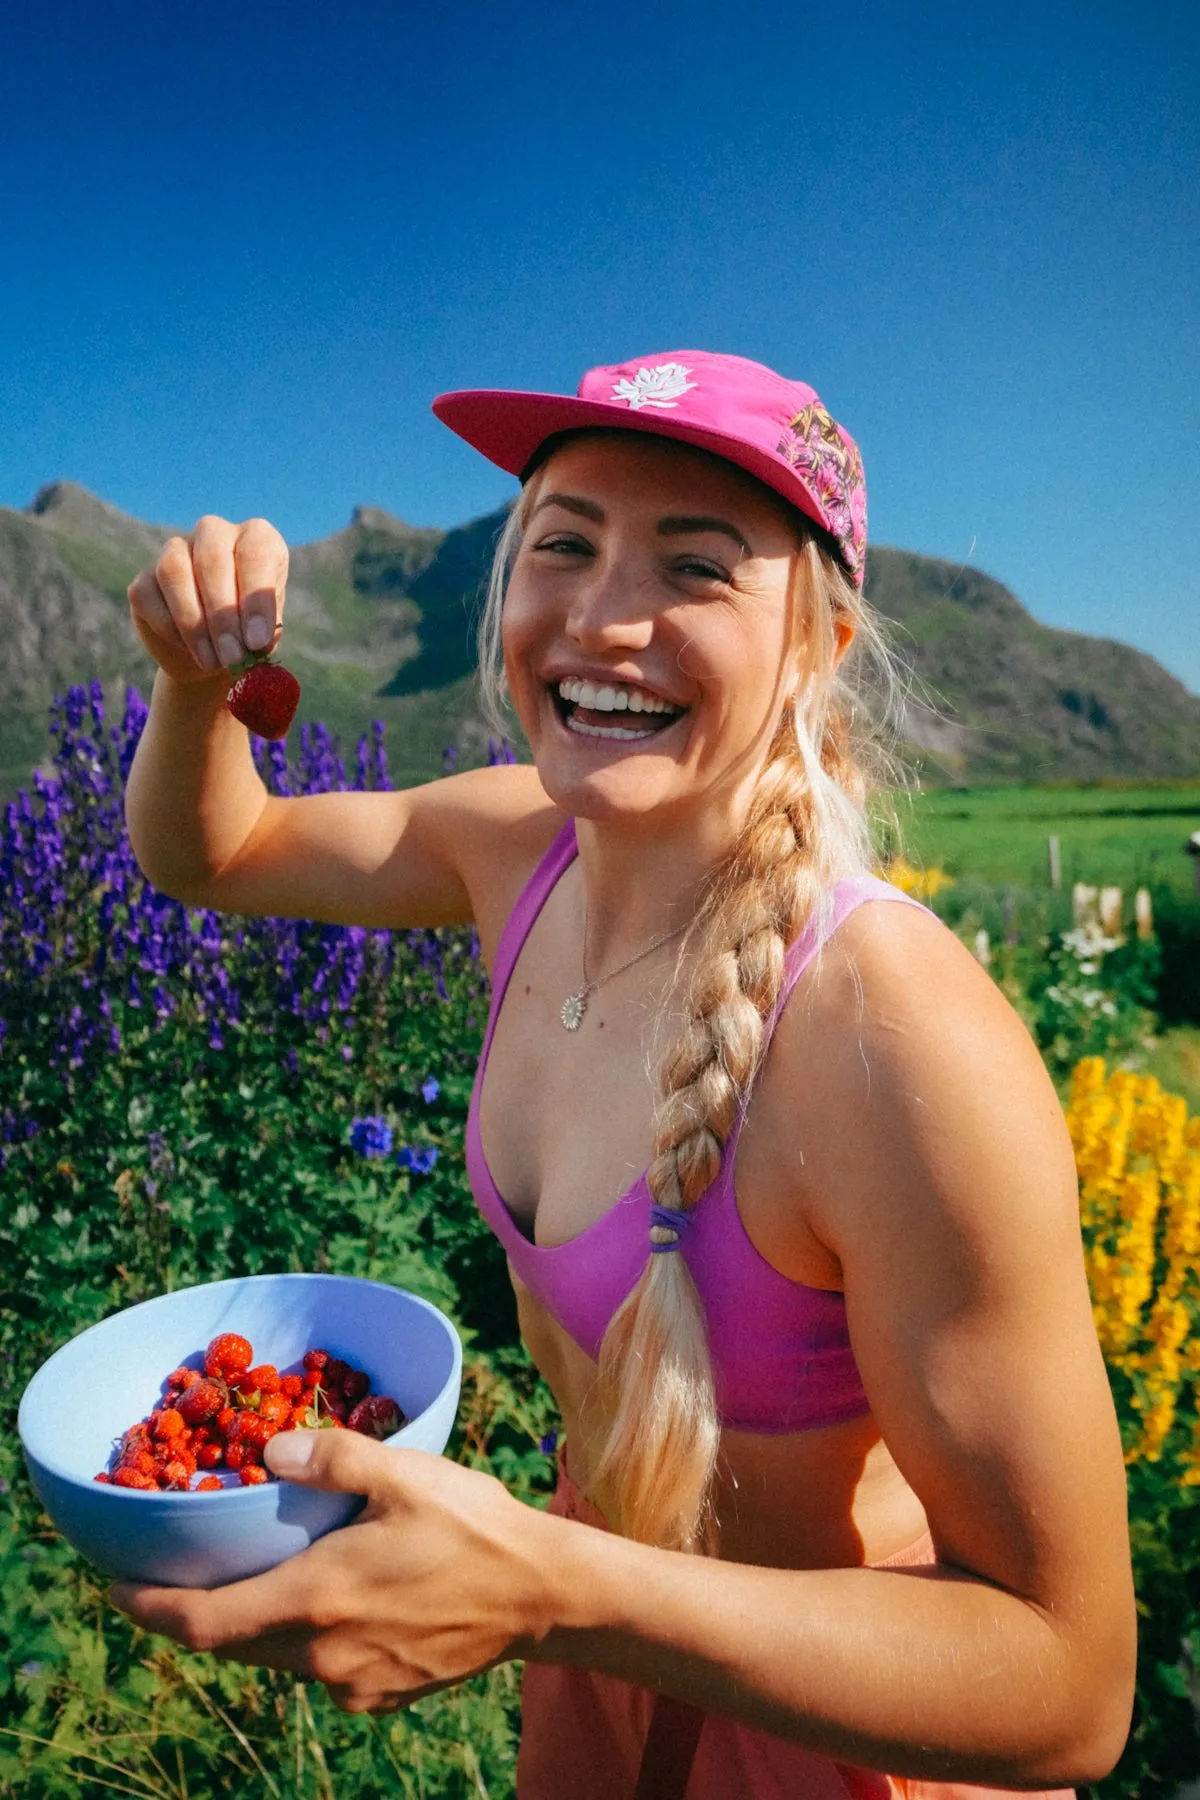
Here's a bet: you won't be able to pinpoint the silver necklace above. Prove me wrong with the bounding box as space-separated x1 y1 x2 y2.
560 912 689 1031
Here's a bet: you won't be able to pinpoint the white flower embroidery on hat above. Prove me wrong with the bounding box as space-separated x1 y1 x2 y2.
610 363 697 411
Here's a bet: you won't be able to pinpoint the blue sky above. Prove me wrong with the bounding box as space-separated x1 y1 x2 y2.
2 0 1197 689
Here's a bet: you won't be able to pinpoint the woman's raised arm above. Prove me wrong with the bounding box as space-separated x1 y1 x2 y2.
124 515 555 933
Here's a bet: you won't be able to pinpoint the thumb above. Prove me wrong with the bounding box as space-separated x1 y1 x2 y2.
264 1425 397 1496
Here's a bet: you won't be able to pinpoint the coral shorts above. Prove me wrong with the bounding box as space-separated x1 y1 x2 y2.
517 1457 1075 1800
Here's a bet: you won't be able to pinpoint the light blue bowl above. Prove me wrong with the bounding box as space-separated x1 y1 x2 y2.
18 1274 462 1589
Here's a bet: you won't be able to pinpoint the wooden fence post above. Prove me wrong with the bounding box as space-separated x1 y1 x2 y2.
1135 888 1154 939
1047 835 1062 890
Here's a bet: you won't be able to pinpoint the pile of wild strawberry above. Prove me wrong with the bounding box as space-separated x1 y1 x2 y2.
95 1332 405 1492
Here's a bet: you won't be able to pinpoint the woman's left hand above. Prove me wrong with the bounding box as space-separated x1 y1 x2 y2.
110 1430 558 1714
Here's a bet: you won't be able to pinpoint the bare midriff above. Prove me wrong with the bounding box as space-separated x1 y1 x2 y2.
513 1270 931 1572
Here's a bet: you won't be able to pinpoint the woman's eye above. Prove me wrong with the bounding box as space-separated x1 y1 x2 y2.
675 558 729 582
532 534 591 556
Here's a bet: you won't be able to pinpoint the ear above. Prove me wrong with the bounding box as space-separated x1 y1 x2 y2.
832 615 856 669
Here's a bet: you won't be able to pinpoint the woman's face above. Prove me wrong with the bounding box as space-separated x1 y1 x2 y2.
502 433 809 831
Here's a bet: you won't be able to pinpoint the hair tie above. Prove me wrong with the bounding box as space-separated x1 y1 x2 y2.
648 1204 691 1252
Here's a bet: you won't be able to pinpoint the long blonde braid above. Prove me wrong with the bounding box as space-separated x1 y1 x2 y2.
480 479 909 1554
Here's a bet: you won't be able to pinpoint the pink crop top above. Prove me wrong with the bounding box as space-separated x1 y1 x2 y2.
466 820 932 1434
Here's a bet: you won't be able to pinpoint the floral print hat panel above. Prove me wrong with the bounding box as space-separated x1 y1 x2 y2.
432 350 867 586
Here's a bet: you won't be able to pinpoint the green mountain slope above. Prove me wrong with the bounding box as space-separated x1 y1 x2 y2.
0 483 1194 797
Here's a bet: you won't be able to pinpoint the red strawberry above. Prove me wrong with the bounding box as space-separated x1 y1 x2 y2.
244 1363 282 1395
280 1374 304 1400
153 1409 185 1442
226 660 300 741
197 1443 225 1469
302 1349 330 1373
205 1334 253 1381
347 1395 404 1439
260 1394 292 1426
178 1377 226 1425
342 1369 369 1404
239 1463 270 1486
112 1467 156 1491
196 1475 223 1492
325 1358 351 1391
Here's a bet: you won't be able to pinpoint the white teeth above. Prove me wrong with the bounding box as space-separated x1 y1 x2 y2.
555 677 681 716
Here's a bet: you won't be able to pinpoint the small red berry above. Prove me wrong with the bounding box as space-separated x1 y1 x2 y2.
196 1476 223 1492
245 1364 281 1394
197 1443 224 1469
224 1442 247 1471
112 1467 156 1491
215 1407 237 1437
342 1369 369 1404
226 660 300 741
161 1458 190 1489
178 1378 226 1425
94 1471 111 1483
280 1374 304 1400
348 1395 404 1439
153 1409 185 1442
303 1369 323 1390
302 1349 330 1373
205 1333 253 1380
325 1358 351 1390
239 1463 270 1486
260 1394 291 1426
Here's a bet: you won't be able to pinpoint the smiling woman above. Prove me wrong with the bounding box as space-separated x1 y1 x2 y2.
120 349 1135 1800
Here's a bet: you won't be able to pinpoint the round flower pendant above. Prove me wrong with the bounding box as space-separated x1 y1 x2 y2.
559 992 587 1031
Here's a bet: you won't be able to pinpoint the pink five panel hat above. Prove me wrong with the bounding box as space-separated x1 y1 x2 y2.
432 350 867 586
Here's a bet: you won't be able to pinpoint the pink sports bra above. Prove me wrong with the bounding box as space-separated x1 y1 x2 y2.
466 820 932 1434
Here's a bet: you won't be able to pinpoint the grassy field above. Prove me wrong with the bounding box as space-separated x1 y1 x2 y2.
897 782 1200 899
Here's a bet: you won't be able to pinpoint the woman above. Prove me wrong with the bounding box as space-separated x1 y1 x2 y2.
118 351 1135 1798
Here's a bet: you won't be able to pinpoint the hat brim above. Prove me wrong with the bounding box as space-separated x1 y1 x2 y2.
431 387 837 549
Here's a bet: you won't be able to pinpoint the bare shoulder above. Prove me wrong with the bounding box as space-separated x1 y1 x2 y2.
414 763 565 959
773 891 1077 1269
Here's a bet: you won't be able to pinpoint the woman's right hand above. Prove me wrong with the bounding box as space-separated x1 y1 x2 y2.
127 516 289 685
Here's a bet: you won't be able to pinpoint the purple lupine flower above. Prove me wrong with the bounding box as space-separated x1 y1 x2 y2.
350 1116 394 1158
420 1077 440 1104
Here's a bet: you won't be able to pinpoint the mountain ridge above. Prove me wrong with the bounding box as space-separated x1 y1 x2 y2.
0 483 1195 796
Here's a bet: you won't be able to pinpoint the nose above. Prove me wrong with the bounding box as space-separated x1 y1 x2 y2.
564 552 655 655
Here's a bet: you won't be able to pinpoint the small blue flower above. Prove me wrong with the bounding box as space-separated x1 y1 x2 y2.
19 1661 42 1677
350 1116 394 1158
420 1077 440 1104
539 1431 559 1456
397 1145 438 1175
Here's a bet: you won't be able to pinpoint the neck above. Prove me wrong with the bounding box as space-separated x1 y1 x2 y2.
570 784 753 970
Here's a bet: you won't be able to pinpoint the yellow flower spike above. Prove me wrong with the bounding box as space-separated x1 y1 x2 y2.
1073 1058 1199 1484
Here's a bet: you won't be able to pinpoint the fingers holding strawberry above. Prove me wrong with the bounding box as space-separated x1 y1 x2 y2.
127 515 289 686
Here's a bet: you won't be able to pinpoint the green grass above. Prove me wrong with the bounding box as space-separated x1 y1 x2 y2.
1140 1025 1200 1114
897 783 1200 900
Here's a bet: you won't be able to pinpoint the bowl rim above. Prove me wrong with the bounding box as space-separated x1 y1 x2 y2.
18 1272 462 1501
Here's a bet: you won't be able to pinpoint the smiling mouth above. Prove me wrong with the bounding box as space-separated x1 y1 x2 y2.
550 678 687 741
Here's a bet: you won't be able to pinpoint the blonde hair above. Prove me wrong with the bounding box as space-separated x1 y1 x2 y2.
479 442 910 1552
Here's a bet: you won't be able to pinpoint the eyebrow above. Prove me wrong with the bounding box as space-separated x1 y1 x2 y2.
530 493 750 552
656 515 750 552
